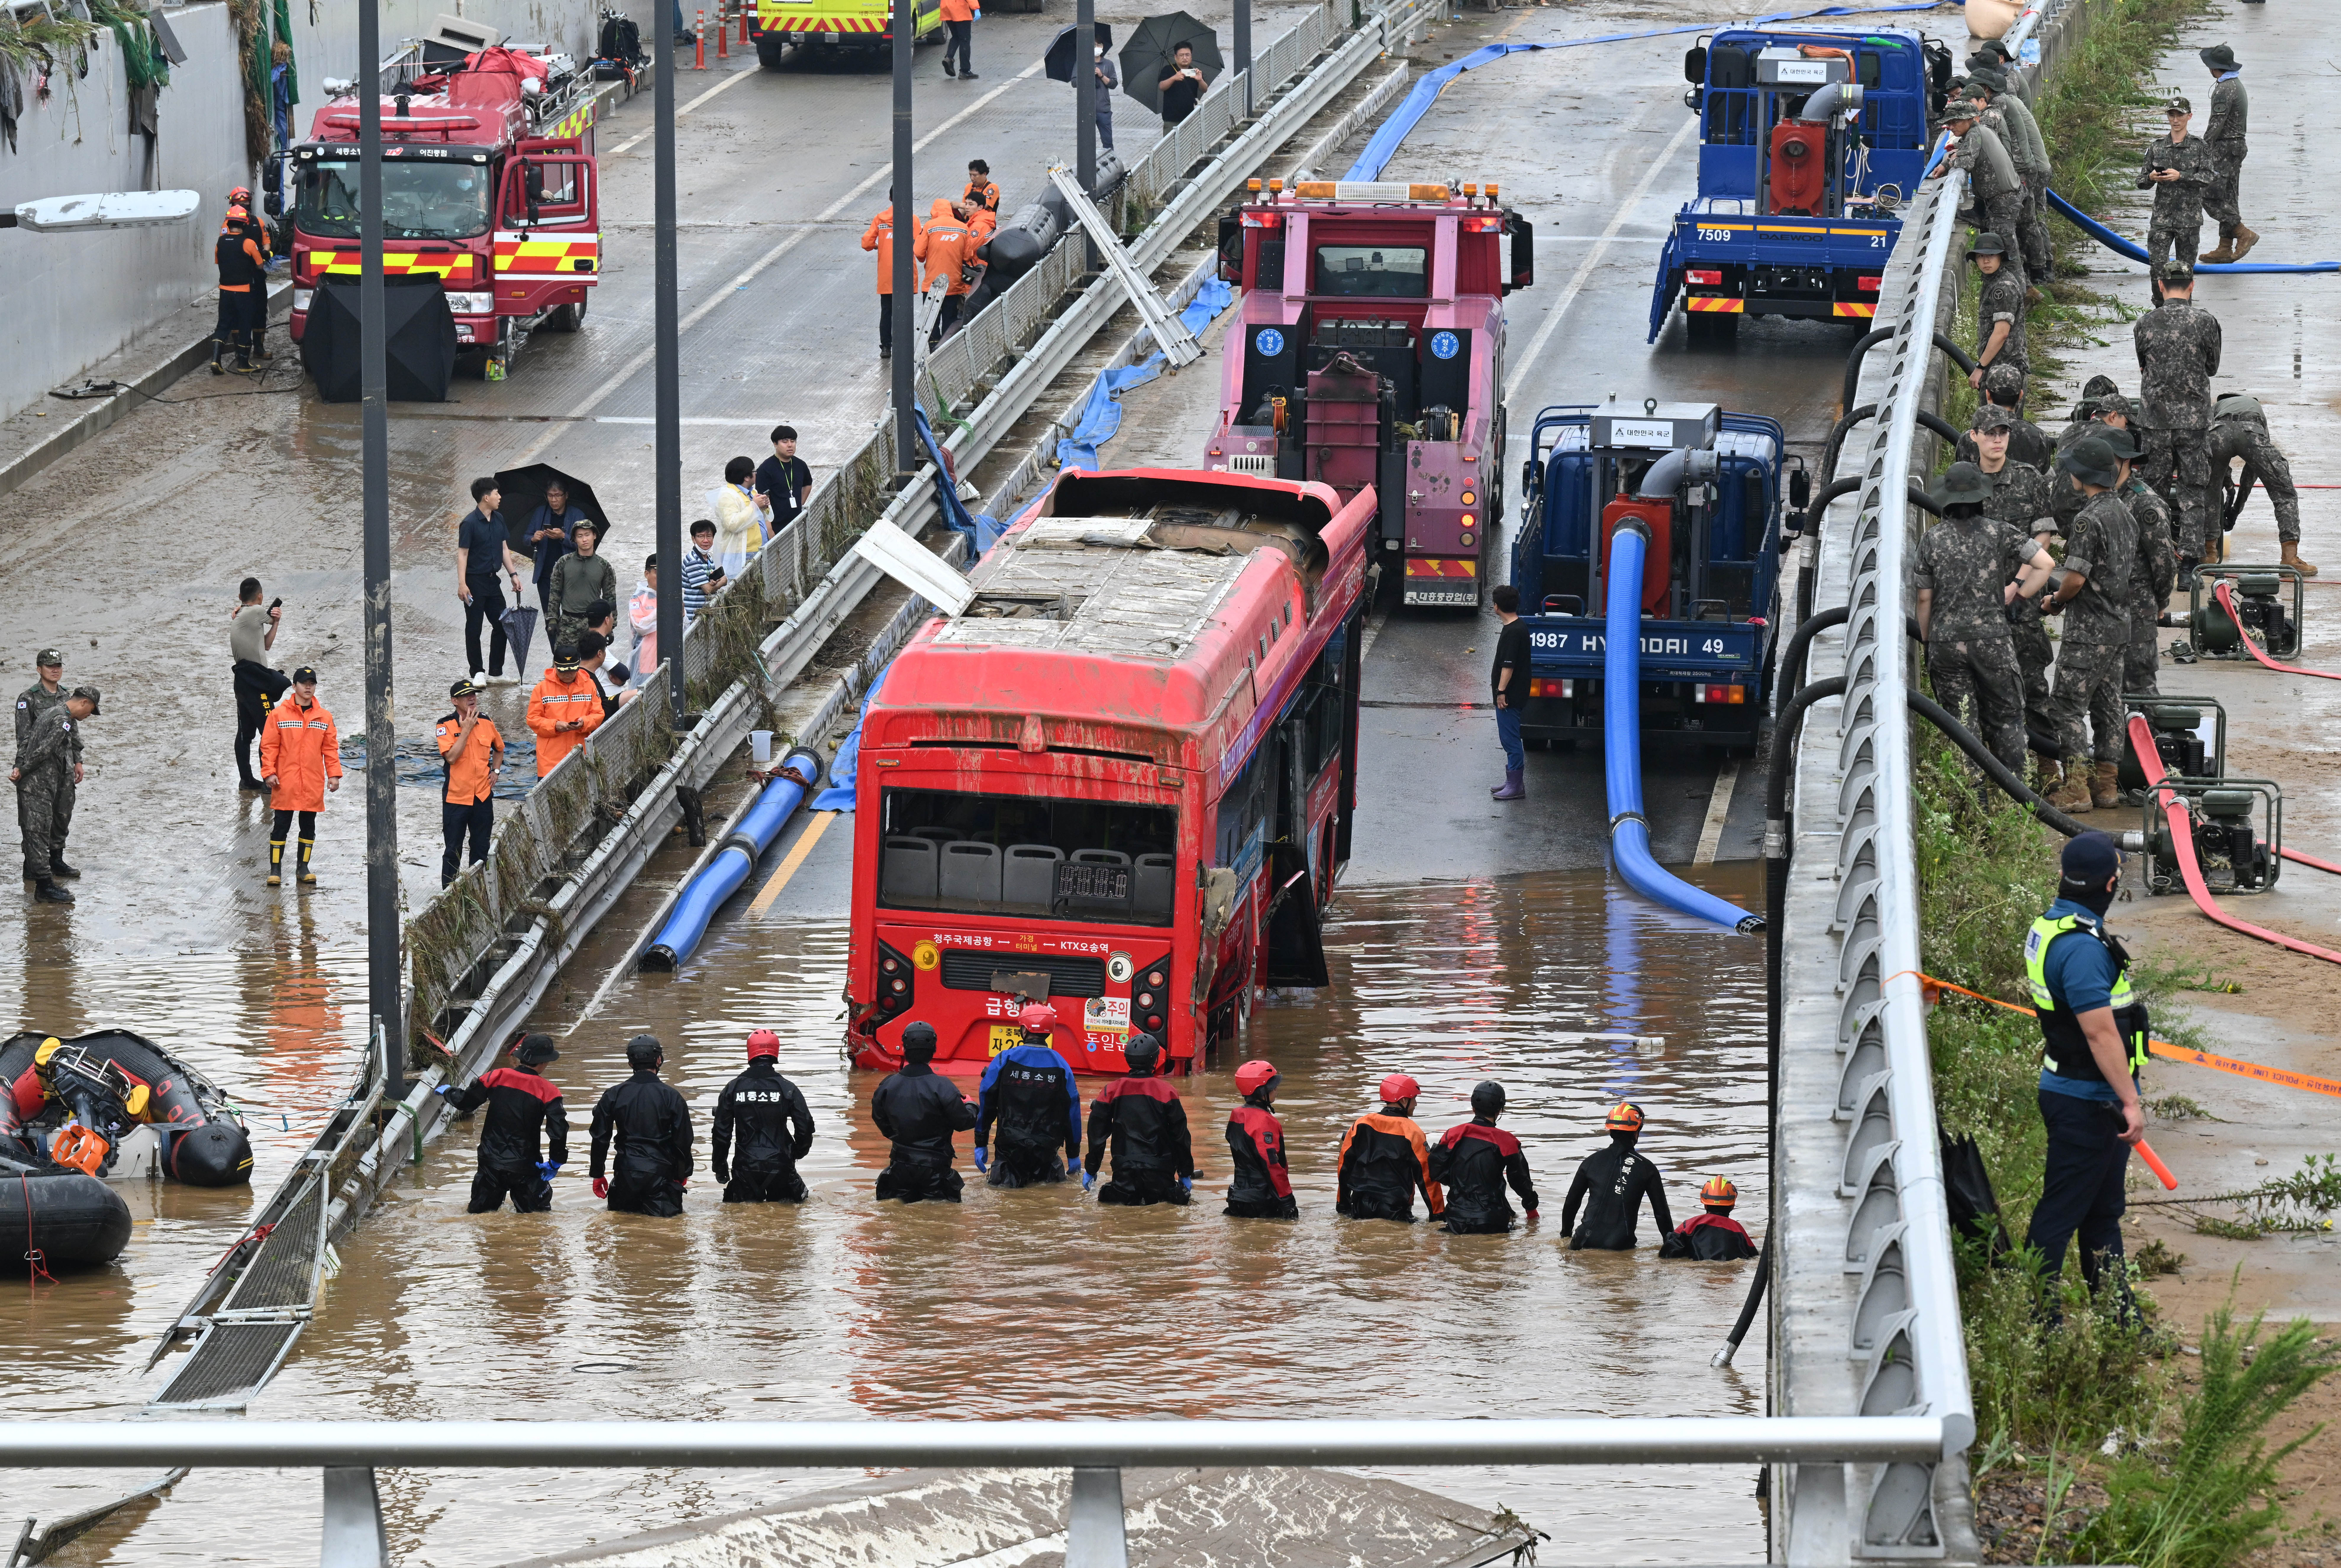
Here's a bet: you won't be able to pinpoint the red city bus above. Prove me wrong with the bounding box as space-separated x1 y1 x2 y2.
845 467 1374 1075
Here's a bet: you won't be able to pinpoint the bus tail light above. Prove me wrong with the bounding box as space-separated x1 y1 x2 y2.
1527 678 1573 699
1693 684 1746 704
875 940 917 1022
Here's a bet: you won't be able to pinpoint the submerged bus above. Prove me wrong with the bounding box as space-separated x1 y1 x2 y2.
845 467 1374 1075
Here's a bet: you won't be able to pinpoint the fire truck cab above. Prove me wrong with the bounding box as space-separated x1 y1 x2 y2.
289 41 599 379
1206 180 1532 607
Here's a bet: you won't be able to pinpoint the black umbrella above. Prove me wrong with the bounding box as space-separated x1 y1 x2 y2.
493 463 612 559
300 277 457 403
1118 12 1220 115
499 601 542 679
1044 20 1111 84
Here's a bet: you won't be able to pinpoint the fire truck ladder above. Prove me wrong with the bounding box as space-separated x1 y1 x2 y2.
1045 165 1203 369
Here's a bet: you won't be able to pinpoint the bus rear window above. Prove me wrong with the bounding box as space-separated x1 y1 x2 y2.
878 788 1178 924
1313 245 1427 297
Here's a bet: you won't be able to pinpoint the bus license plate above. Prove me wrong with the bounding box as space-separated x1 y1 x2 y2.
988 1024 1022 1056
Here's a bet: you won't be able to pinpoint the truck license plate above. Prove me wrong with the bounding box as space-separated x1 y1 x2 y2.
988 1024 1022 1056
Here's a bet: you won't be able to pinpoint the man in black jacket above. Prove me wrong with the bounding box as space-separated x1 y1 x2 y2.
871 1021 978 1202
711 1028 814 1203
588 1034 694 1216
1335 1072 1443 1223
443 1031 568 1213
1084 1034 1194 1206
1661 1175 1760 1260
1223 1057 1296 1219
973 1003 1081 1187
1430 1080 1537 1235
1559 1102 1674 1250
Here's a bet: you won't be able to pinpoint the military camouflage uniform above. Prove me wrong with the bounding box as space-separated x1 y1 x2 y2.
2122 477 2178 697
1975 264 2029 377
2203 74 2247 235
1980 460 2059 755
1951 123 2028 288
13 680 65 878
2049 492 2136 764
2133 301 2222 555
2137 133 2213 277
2209 398 2298 542
1955 413 2052 472
13 703 82 881
1916 514 2035 776
1982 94 2054 281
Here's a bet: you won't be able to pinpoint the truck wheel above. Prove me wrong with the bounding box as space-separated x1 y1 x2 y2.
541 298 586 333
756 35 787 68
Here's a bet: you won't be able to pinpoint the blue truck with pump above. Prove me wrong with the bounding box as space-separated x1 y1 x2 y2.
1507 400 1805 753
1648 25 1947 345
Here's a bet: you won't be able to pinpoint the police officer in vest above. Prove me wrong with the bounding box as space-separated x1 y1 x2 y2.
2022 831 2149 1322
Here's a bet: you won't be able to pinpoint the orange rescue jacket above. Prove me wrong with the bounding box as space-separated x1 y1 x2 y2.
914 198 974 295
527 671 604 775
260 695 342 812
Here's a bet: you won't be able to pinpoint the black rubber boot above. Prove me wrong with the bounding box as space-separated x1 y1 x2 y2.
35 879 73 903
50 856 79 879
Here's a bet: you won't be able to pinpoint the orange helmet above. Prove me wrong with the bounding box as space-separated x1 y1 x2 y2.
1378 1072 1420 1105
224 205 250 224
1701 1176 1738 1209
1604 1102 1646 1133
1234 1059 1279 1096
745 1029 781 1059
1018 1002 1058 1034
229 185 252 204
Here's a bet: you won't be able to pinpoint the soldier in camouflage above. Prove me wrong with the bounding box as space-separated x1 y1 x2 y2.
2137 97 2214 295
1916 463 2054 784
2051 393 2136 537
2196 44 2256 263
13 649 68 884
2044 438 2137 813
1955 362 2052 471
2059 376 2123 446
2209 394 2311 575
1966 40 2028 108
1969 70 2053 287
1968 233 2029 384
11 684 98 905
1970 407 2059 769
2100 427 2177 700
1938 101 2028 290
2133 259 2222 565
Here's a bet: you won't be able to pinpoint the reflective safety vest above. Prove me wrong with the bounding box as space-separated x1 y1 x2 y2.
2023 912 2149 1084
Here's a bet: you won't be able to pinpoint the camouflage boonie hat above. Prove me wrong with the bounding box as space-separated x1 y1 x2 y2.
1933 462 1995 507
1972 405 2019 432
2165 94 2192 115
2058 436 2122 489
2081 374 2120 400
2158 255 2195 283
2096 427 2143 460
1968 231 2008 258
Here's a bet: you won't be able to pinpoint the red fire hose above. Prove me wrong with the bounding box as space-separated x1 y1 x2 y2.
2211 580 2341 680
2129 714 2341 968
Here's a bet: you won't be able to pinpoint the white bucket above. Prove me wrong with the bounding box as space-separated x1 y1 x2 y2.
750 730 774 766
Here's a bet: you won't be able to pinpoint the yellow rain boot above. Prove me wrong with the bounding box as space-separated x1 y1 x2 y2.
296 838 317 887
266 838 284 887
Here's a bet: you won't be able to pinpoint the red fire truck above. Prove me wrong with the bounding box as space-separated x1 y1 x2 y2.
1205 179 1532 607
845 467 1375 1076
288 43 599 379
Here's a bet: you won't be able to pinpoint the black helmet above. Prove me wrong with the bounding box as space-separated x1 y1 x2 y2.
1123 1033 1161 1075
1470 1080 1506 1117
624 1033 663 1070
515 1032 560 1067
900 1022 938 1061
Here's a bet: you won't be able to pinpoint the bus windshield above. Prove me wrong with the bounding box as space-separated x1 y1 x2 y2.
297 159 492 240
877 786 1177 925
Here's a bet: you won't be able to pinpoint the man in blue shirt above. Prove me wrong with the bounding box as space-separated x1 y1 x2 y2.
2022 831 2148 1322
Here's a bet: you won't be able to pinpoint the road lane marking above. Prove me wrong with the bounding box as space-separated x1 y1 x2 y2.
607 67 765 157
750 809 836 919
1502 112 1700 404
1693 759 1738 866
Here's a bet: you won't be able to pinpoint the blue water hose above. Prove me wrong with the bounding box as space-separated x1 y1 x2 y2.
1602 520 1764 934
639 743 826 971
2044 188 2337 275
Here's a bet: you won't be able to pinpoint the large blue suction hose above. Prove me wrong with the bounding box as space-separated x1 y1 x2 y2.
639 743 826 971
1603 500 1765 934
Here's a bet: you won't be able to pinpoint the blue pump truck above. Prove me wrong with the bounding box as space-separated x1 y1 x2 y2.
1648 25 1948 345
1508 400 1805 752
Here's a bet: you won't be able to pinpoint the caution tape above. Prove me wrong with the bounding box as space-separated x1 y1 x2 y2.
1902 969 2341 1101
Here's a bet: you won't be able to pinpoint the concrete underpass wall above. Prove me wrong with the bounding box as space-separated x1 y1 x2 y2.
0 0 595 427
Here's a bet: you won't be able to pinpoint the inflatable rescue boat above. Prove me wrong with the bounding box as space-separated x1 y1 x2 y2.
1 1030 253 1187
0 1146 132 1267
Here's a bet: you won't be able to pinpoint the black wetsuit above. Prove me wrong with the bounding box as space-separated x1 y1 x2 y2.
451 1065 569 1213
711 1059 813 1203
1661 1212 1760 1260
1224 1103 1296 1219
975 1043 1080 1187
1429 1119 1537 1235
1559 1137 1673 1250
1085 1074 1193 1206
588 1068 694 1216
1335 1112 1442 1223
870 1060 977 1202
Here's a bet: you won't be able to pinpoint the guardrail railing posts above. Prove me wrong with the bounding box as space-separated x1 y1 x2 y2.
1066 1467 1130 1568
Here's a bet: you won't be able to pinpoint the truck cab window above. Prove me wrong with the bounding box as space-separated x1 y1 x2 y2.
1313 245 1428 298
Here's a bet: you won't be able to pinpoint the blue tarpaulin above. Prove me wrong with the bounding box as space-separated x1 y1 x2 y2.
1056 278 1235 472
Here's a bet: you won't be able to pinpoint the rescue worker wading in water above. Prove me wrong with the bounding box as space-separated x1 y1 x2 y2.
1223 1058 1296 1219
1083 1033 1195 1205
440 1031 568 1213
1661 1176 1760 1260
588 1034 694 1216
973 1003 1081 1187
1336 1073 1444 1224
1559 1102 1674 1249
710 1029 814 1203
871 1021 979 1203
1429 1080 1538 1235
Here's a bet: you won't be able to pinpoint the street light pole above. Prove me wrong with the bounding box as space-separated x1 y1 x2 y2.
358 0 403 1102
655 0 685 725
1234 0 1252 116
1075 0 1096 196
890 0 916 483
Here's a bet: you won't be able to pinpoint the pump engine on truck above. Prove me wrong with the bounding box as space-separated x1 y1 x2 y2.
289 34 600 380
1649 27 1940 343
1509 399 1802 752
1204 178 1533 607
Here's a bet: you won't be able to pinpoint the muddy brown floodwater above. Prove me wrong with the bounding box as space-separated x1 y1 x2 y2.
5 862 1770 1566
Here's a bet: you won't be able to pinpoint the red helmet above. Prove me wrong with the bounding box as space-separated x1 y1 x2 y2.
1234 1059 1279 1096
229 185 252 203
1605 1102 1646 1133
1018 1002 1058 1034
1700 1176 1738 1209
224 205 250 224
745 1029 780 1058
1377 1072 1420 1105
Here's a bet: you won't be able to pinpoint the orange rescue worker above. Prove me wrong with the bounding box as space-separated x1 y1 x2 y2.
213 205 269 375
527 647 604 777
1661 1175 1760 1260
1335 1072 1444 1223
860 204 916 359
259 665 341 888
226 188 276 361
435 678 504 887
963 159 1000 212
914 198 975 345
